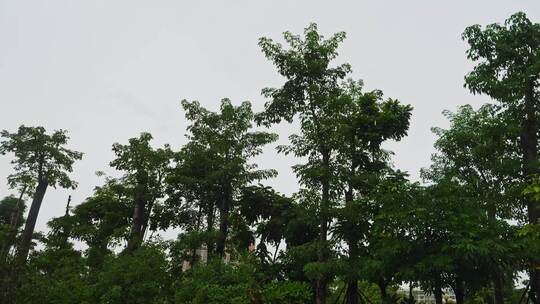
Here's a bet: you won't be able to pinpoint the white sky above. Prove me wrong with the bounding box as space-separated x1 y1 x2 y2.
1 1 539 235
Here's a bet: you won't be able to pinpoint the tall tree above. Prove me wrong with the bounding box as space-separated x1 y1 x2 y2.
163 141 223 260
0 125 82 265
169 99 277 257
462 12 540 301
110 132 172 254
256 23 350 304
333 79 412 304
427 104 522 304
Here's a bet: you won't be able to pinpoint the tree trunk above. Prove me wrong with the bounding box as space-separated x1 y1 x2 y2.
216 184 231 257
346 280 359 304
125 187 145 254
139 199 155 240
206 203 215 258
316 151 330 304
434 274 443 304
485 207 505 304
521 79 540 302
189 205 203 266
454 277 465 304
378 281 390 304
15 179 48 265
345 185 358 304
493 273 504 304
408 282 415 304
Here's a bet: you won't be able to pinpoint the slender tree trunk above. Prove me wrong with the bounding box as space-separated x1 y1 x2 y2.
189 205 203 266
346 280 359 304
485 206 505 304
345 185 359 304
316 151 330 304
454 277 465 304
272 239 281 262
521 79 540 302
206 203 215 258
216 184 231 257
15 179 48 265
378 281 390 304
408 282 415 304
434 274 443 304
494 274 504 304
139 199 155 240
125 187 145 254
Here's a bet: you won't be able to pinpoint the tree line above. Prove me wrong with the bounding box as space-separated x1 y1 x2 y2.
1 12 540 304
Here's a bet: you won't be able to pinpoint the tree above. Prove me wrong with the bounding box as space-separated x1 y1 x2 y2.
89 243 172 304
168 99 278 258
163 141 223 260
237 185 295 262
462 12 540 301
360 170 418 304
426 104 522 304
110 132 172 254
0 125 82 265
256 23 351 304
16 214 88 304
332 79 412 304
70 177 133 270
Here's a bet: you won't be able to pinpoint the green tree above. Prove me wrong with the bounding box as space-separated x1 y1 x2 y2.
0 125 82 265
256 23 351 304
462 12 540 300
237 185 295 263
110 132 172 253
167 99 277 258
70 178 132 270
90 243 172 304
361 170 417 304
163 140 223 261
16 215 88 304
426 104 522 304
332 79 412 304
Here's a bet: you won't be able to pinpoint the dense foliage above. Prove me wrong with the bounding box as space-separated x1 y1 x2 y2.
1 12 540 304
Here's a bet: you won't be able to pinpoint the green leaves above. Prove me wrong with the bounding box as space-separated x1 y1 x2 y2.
164 98 278 256
257 23 350 128
0 125 82 189
179 98 278 186
174 256 311 304
111 132 172 193
463 12 540 104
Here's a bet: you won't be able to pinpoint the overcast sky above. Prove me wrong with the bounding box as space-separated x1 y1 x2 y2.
1 1 539 235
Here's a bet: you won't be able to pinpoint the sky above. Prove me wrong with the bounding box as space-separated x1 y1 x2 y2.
1 0 539 235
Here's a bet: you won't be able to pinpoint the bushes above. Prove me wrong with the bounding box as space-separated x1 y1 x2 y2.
173 257 311 304
90 244 172 304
